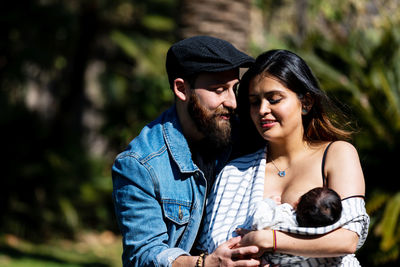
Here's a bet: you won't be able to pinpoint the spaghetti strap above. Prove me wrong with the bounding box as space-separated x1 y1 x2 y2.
321 142 334 186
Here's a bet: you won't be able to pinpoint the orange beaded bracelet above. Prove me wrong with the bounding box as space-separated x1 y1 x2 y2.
272 229 277 253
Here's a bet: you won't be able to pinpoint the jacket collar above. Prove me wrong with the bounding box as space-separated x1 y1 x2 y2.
162 105 199 174
162 105 232 175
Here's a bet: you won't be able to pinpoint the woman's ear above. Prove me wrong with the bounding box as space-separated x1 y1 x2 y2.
301 92 314 115
173 78 190 101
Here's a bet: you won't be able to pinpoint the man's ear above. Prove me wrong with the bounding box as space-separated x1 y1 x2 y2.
173 78 190 101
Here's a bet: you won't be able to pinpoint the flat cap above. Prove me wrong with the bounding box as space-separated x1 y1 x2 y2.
166 36 254 87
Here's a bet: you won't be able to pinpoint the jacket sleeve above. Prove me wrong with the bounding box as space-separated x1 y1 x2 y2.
112 153 189 267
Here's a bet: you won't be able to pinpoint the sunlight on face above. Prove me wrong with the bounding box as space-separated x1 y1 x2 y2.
187 69 240 149
248 75 303 141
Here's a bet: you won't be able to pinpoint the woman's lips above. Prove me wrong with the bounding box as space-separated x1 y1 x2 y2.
260 119 277 128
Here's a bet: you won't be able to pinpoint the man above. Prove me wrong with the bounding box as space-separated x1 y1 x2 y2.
112 36 259 267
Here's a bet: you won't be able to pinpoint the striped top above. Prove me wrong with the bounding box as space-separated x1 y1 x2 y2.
197 147 370 266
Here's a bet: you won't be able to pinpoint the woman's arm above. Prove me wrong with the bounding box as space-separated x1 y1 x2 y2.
324 141 365 199
238 227 358 257
276 228 359 257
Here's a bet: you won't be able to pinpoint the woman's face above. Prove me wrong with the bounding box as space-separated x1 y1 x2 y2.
248 75 304 142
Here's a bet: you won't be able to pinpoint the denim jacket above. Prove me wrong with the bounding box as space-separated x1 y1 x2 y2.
112 105 230 267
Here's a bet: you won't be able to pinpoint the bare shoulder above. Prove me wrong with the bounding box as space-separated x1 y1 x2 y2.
325 140 361 170
328 140 358 155
324 141 365 198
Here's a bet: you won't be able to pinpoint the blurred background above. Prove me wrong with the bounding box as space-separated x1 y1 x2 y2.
1 0 399 266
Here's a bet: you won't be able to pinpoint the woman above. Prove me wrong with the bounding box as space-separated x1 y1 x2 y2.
197 50 369 266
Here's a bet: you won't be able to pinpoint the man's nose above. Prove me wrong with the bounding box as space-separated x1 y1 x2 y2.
223 87 237 109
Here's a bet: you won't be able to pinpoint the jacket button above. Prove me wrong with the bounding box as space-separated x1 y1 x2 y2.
178 206 183 220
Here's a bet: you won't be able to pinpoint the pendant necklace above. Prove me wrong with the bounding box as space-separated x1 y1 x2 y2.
270 159 289 177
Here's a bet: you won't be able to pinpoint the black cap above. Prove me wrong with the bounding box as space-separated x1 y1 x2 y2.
166 36 254 88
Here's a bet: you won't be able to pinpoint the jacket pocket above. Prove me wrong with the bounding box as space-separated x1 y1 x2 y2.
162 199 191 225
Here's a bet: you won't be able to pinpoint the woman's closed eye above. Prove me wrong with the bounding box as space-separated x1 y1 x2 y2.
267 96 283 104
249 96 283 106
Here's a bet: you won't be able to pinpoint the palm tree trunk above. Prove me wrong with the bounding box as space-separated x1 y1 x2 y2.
178 0 252 52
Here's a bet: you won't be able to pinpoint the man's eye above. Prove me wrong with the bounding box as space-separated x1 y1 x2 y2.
233 83 240 96
210 87 226 94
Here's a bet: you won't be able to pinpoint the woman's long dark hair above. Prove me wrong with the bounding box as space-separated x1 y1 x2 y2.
237 49 352 154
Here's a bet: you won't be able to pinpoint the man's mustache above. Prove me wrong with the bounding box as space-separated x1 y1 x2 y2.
214 107 234 117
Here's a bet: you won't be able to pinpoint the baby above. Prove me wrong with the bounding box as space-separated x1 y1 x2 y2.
296 187 343 227
236 187 343 266
244 187 343 231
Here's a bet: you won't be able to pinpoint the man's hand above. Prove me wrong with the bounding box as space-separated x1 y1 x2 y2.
204 236 260 266
235 228 271 258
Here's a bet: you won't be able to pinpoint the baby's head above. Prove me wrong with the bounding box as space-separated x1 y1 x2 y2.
296 187 342 227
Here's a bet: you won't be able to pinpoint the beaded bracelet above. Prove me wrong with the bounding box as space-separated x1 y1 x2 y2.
196 252 208 267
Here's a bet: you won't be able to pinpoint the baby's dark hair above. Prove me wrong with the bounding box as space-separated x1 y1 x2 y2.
296 187 342 227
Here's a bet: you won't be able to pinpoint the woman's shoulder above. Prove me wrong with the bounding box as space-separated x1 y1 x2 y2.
324 140 361 171
326 140 359 157
324 141 365 198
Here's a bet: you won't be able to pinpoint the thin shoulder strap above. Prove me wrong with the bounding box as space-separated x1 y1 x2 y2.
322 142 334 186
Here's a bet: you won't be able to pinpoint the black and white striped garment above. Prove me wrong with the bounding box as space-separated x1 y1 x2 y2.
197 147 370 266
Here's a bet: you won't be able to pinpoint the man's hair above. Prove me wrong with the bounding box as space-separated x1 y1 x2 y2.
296 187 342 227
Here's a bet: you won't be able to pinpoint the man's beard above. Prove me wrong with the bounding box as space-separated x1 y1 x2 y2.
187 93 234 151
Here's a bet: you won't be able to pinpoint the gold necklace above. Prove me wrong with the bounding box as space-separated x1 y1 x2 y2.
270 159 289 177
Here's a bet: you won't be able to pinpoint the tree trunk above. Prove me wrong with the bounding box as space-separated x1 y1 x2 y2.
178 0 252 52
295 0 308 45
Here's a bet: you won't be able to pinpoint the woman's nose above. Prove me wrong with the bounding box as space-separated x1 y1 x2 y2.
259 100 271 115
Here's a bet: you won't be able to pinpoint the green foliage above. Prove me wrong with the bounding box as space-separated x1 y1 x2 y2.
299 8 400 266
377 193 400 251
0 0 176 241
365 192 400 265
100 31 173 148
0 232 122 266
